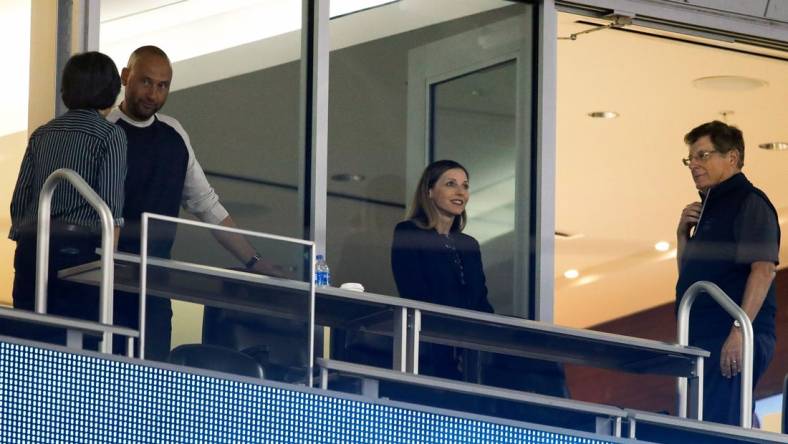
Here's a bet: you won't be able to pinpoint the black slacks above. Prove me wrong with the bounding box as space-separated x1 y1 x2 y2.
692 333 775 426
7 227 172 360
114 291 172 361
9 227 102 346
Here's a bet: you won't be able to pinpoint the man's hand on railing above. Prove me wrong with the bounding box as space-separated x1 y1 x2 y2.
720 327 743 379
248 260 291 279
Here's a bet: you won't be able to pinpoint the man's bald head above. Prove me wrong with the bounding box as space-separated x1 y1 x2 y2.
120 46 173 121
126 45 171 70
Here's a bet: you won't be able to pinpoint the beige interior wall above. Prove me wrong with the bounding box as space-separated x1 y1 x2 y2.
27 1 57 134
761 412 781 433
2 2 56 306
5 1 99 308
2 1 61 306
0 132 28 306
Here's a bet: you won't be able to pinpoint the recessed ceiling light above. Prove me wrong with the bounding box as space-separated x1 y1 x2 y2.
564 269 580 279
758 142 788 151
576 275 599 286
654 241 670 252
692 76 768 91
331 173 366 182
587 111 618 119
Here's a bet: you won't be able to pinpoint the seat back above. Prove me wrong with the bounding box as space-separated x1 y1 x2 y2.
203 306 310 367
168 344 264 379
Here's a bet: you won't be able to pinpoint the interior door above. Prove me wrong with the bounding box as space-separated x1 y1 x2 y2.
406 11 534 317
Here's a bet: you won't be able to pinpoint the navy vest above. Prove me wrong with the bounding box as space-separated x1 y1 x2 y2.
676 173 778 340
115 117 189 259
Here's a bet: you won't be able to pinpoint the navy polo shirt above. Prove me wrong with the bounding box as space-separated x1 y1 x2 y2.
676 173 780 340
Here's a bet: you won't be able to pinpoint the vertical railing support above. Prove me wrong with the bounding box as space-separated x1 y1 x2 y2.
677 280 753 428
35 168 115 354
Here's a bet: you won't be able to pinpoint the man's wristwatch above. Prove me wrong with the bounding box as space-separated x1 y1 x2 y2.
732 319 742 329
245 253 262 270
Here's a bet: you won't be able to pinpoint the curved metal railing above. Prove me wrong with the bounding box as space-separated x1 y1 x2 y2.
34 168 116 354
677 280 753 428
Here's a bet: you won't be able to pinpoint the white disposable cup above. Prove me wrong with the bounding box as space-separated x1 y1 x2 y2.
340 282 365 292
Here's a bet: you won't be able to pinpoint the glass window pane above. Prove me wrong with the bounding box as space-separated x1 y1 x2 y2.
431 60 518 313
325 1 534 314
100 1 305 370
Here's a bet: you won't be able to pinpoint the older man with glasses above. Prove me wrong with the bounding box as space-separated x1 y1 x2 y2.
675 120 780 426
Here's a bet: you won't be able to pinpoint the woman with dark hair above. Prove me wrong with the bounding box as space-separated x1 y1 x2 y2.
8 51 126 344
392 160 493 312
391 160 493 379
390 160 569 417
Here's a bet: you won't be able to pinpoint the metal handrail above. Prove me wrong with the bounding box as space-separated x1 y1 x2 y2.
676 281 753 428
317 357 626 437
0 306 138 338
34 168 116 354
139 212 316 385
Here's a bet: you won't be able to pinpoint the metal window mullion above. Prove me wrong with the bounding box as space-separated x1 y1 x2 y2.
300 0 330 388
55 0 73 117
79 0 101 51
299 0 329 255
54 0 100 117
533 0 558 322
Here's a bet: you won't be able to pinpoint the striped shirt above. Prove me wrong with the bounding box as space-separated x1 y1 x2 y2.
9 109 127 240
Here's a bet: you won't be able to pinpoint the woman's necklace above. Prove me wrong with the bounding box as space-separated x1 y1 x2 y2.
441 233 466 286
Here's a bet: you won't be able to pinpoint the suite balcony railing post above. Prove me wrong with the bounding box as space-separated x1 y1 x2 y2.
677 281 753 428
35 168 116 354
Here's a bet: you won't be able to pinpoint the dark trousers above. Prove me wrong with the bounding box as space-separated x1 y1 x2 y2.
8 227 102 347
692 333 775 426
114 291 172 362
7 228 172 360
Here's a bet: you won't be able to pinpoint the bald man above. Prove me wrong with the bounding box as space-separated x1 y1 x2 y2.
108 46 279 360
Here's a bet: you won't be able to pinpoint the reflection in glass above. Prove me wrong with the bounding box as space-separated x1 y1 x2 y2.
99 1 308 373
325 1 526 301
431 61 518 313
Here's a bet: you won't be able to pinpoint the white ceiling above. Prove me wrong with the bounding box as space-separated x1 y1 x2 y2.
0 0 31 137
99 0 507 91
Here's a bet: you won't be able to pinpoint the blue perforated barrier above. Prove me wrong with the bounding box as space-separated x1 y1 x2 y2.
0 341 627 443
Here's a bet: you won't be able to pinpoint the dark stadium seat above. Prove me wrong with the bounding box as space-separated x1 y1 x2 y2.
168 343 264 379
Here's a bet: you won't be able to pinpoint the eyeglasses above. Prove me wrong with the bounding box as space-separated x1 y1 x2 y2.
682 150 719 166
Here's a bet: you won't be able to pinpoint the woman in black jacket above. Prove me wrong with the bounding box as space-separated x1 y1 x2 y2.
391 160 493 379
390 160 569 417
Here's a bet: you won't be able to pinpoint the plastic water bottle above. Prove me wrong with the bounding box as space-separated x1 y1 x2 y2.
315 254 331 287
